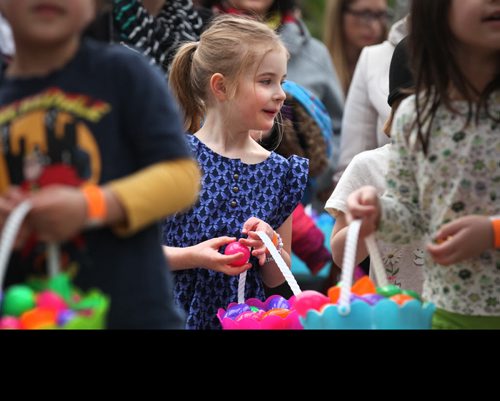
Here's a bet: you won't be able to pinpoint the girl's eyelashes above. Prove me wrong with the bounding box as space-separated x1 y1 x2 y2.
260 79 286 86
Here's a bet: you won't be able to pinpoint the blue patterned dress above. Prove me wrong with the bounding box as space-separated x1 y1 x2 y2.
162 135 309 329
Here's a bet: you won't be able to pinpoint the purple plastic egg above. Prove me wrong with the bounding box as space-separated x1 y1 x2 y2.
224 304 251 320
360 294 385 305
349 294 365 303
266 296 290 311
57 309 76 326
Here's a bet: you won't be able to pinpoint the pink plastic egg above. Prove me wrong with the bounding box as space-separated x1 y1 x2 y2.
0 316 22 329
37 291 67 312
224 241 251 267
293 290 330 317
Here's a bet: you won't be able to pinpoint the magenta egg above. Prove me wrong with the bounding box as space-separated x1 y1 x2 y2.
224 241 251 267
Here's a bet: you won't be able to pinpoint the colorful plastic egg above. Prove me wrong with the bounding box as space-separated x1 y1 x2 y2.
401 289 422 302
360 293 385 305
266 296 290 310
37 291 67 312
377 285 402 298
224 242 251 267
293 290 330 317
20 307 57 329
57 309 76 326
264 308 291 319
0 316 22 329
236 311 260 322
224 303 251 320
2 285 36 317
390 294 414 305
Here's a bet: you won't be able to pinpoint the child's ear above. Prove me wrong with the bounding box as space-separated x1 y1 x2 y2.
210 73 227 101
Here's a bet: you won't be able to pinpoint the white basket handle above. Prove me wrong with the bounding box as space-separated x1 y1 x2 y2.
0 200 60 291
364 235 388 288
237 231 301 304
338 220 389 316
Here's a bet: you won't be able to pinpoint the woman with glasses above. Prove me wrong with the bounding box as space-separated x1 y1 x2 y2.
334 13 407 189
324 0 389 97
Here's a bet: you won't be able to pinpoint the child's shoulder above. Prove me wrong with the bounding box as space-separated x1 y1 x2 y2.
185 133 200 152
350 145 390 167
271 152 309 176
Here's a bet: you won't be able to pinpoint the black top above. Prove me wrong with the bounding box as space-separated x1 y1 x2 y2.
0 39 191 328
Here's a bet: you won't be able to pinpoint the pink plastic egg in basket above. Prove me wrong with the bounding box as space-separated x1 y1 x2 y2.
217 232 304 330
217 294 302 329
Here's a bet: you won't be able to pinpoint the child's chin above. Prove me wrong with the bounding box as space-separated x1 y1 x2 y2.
259 122 274 132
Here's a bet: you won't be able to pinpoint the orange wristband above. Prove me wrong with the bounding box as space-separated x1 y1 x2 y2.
81 184 107 227
272 231 279 247
266 231 283 255
491 216 500 249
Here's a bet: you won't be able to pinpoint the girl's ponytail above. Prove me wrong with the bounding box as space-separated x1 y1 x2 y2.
169 42 204 133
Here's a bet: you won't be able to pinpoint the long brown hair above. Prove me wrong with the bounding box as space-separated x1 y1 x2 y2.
169 14 286 132
409 0 500 155
323 0 387 96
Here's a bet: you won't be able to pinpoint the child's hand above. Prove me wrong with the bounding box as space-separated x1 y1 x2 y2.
240 217 275 266
427 215 493 266
346 185 381 238
192 237 252 275
0 187 32 249
28 185 87 242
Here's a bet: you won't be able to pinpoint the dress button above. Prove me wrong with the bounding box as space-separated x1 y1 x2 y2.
230 201 237 208
233 173 239 180
232 186 239 193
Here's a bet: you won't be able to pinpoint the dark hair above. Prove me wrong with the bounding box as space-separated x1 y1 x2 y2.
409 0 500 155
201 1 296 17
261 98 328 178
388 37 414 107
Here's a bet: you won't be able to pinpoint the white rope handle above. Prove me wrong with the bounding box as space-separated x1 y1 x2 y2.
364 235 388 287
0 201 33 290
338 220 390 316
0 200 60 291
237 270 247 304
338 219 361 316
236 231 302 304
255 231 301 296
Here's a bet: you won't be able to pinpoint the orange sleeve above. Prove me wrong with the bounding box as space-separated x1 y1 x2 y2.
107 159 201 236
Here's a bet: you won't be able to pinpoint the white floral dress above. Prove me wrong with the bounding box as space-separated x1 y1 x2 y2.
377 92 500 316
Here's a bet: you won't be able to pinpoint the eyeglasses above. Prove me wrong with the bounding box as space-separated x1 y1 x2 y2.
345 8 391 24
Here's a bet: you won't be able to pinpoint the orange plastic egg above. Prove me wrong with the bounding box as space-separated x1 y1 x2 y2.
327 286 340 304
390 294 413 305
20 307 58 329
351 276 377 296
263 308 290 319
